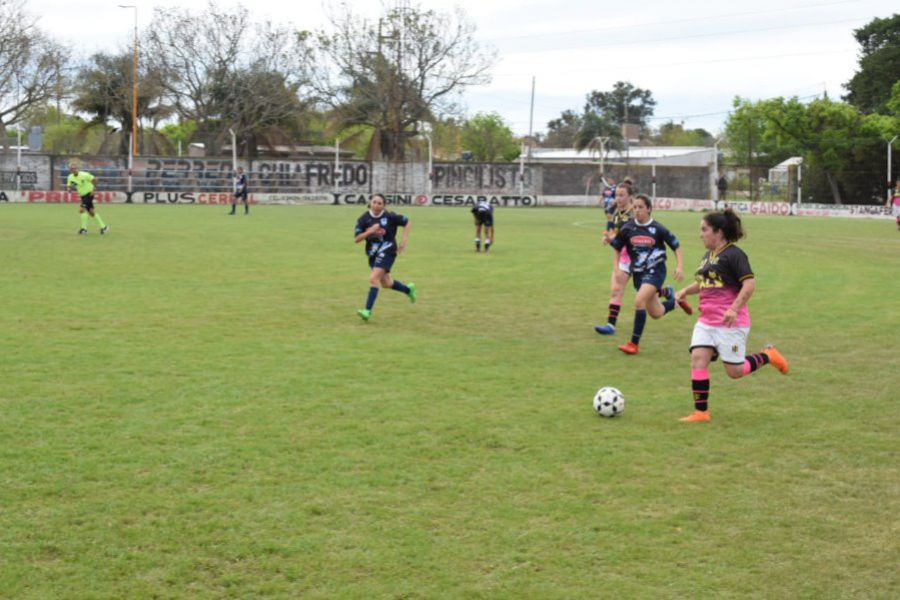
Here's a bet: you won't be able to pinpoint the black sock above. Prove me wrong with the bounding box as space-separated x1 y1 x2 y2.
607 303 621 326
631 309 647 345
692 377 710 412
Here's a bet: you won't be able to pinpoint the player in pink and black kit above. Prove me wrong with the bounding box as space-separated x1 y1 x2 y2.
674 209 789 422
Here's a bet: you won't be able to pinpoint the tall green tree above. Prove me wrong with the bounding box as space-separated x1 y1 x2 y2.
586 81 656 129
724 96 899 203
843 14 900 115
308 2 495 160
460 113 519 162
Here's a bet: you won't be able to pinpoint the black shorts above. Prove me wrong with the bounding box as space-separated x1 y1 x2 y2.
474 212 493 227
632 265 667 291
368 252 397 272
80 194 95 211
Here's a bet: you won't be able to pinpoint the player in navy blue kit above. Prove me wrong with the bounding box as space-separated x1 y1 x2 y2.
229 166 249 215
610 194 691 355
354 194 417 321
471 198 494 252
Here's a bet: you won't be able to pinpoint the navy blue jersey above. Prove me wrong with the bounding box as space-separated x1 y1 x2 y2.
611 218 680 273
471 200 493 216
234 172 248 194
355 210 409 256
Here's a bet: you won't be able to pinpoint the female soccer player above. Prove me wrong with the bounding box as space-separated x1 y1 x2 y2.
609 194 691 354
228 166 249 215
354 194 417 321
595 182 635 335
674 209 789 423
471 198 494 252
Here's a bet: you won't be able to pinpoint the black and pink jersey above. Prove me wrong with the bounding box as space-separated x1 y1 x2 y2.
694 243 754 327
610 218 680 273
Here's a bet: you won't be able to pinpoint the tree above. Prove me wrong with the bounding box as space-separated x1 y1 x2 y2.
542 81 653 151
308 2 495 160
0 0 69 148
586 81 657 129
843 14 900 115
543 110 583 148
723 96 899 203
71 51 170 155
460 113 519 162
651 121 714 146
146 1 311 156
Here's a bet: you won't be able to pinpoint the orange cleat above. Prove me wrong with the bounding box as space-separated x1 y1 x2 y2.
677 296 694 315
762 345 789 374
618 341 639 355
679 410 711 423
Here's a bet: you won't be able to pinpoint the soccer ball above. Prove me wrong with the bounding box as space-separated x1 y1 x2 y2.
593 387 625 417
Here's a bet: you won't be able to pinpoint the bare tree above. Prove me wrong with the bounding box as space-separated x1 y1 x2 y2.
145 1 311 156
309 2 496 160
0 0 70 148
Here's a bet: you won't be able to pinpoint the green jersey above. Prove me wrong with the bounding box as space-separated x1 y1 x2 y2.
67 171 95 196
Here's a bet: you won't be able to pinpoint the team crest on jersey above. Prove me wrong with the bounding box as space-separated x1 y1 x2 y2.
380 217 388 226
648 227 656 234
731 345 738 353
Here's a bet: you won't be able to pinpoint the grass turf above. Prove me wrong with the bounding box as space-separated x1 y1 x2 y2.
0 204 897 598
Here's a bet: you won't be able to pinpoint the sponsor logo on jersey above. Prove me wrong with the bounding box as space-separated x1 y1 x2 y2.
632 235 655 246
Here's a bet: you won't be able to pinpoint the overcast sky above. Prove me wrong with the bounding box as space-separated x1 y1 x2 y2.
31 0 898 138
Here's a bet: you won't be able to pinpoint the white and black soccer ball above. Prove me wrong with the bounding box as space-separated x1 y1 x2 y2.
593 387 625 417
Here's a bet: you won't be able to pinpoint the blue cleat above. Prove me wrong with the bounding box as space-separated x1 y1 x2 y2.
594 323 616 335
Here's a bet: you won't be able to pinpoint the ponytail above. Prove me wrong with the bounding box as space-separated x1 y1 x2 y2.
703 208 744 242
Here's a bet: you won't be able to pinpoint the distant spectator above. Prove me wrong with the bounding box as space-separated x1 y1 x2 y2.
716 174 728 201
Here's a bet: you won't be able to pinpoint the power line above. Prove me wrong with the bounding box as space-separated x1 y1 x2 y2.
482 0 862 42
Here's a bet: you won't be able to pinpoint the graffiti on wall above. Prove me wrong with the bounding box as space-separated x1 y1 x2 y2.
431 164 533 191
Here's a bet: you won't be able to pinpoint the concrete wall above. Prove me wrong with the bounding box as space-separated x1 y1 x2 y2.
5 152 710 198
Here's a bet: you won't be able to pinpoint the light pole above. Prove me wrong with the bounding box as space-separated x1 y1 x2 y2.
422 132 432 197
888 135 898 203
118 5 138 156
334 137 340 195
712 139 720 202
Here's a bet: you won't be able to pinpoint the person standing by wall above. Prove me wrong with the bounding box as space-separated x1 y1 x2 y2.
229 166 249 215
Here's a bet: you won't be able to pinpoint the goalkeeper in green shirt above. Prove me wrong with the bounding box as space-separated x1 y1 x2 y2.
66 163 109 235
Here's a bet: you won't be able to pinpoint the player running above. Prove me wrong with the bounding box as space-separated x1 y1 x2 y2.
609 194 691 355
471 198 494 252
354 194 417 321
595 182 636 336
66 163 108 235
674 209 789 423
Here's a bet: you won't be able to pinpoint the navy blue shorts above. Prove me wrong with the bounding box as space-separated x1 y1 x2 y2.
368 252 397 272
632 265 667 291
474 212 493 227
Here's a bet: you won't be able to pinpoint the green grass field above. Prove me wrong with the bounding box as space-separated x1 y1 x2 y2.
1 204 898 598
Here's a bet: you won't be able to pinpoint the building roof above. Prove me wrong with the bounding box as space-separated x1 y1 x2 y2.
530 146 716 167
